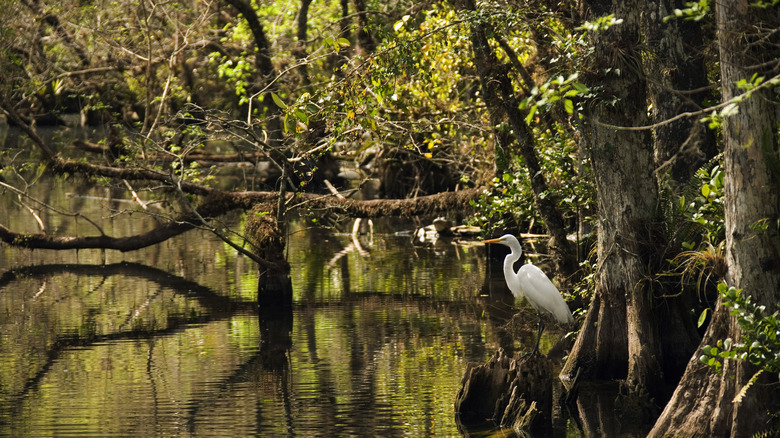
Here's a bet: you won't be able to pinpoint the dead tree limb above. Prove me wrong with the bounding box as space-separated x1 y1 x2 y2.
73 139 268 165
1 97 482 257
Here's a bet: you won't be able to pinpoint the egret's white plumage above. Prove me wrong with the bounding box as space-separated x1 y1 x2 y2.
483 234 574 354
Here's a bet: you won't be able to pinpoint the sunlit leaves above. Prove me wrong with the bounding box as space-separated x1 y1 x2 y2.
210 53 254 105
274 92 317 134
682 164 725 249
393 15 411 32
519 74 588 123
664 0 711 22
270 92 287 110
698 307 710 328
700 74 780 129
577 14 624 33
323 37 351 53
700 284 780 377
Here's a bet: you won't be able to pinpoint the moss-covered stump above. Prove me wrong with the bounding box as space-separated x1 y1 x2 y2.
455 348 554 432
245 206 292 308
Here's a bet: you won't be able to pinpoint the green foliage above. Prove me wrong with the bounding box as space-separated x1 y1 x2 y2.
463 8 596 262
283 2 492 194
519 74 589 123
680 164 725 249
700 284 780 378
700 74 780 129
663 159 727 294
661 157 724 254
574 258 597 300
577 14 624 33
210 52 254 105
751 0 780 7
470 172 536 234
469 122 595 237
664 0 711 22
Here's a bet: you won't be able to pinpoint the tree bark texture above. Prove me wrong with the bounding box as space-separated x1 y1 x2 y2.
562 0 663 399
642 0 711 386
246 208 294 307
642 0 716 184
294 0 313 86
649 1 780 436
353 0 375 54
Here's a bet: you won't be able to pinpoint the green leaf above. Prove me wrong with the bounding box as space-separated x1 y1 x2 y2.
698 308 710 328
393 15 410 32
294 109 309 124
270 92 287 110
518 97 530 110
572 82 589 94
564 99 574 114
525 105 537 124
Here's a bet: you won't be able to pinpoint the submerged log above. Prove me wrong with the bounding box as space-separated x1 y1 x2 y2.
455 348 554 432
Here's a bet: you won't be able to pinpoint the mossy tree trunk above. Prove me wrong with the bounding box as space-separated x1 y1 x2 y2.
246 206 293 308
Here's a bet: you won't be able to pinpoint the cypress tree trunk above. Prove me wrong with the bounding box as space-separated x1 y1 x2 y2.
562 0 664 402
642 0 717 184
642 0 714 387
649 1 780 435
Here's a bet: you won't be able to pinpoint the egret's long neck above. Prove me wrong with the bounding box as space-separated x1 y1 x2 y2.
503 247 523 292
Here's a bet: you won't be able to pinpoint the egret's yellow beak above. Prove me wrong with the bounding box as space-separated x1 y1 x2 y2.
482 238 501 244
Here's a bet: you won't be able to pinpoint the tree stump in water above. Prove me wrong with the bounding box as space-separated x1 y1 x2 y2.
455 348 554 431
245 206 293 308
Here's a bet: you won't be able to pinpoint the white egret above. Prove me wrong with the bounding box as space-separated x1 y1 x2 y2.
483 234 574 355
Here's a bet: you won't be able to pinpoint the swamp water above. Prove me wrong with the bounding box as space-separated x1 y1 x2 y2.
0 172 649 437
0 173 512 436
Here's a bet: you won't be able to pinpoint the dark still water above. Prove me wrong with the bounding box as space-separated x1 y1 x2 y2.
1 176 524 436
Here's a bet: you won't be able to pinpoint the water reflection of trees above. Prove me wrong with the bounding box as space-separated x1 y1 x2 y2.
0 257 506 436
0 263 256 402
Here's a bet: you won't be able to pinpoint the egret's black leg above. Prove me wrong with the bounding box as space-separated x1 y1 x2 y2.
522 310 545 357
531 310 544 356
